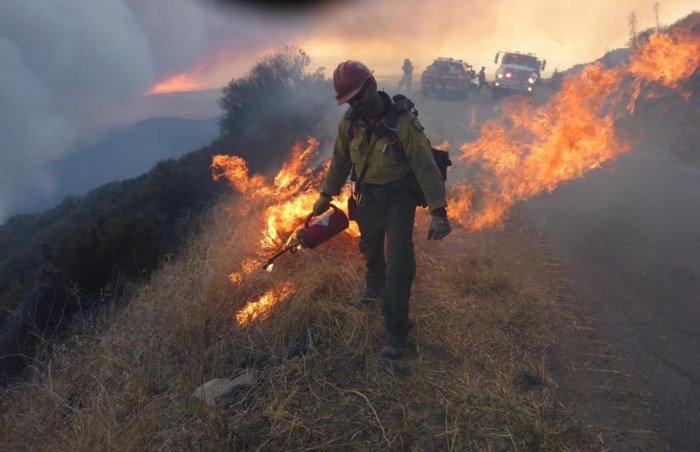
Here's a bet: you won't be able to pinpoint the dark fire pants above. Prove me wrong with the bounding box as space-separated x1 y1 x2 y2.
356 180 417 337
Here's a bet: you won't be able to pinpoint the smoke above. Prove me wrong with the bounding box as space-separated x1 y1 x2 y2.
0 0 696 223
0 0 297 223
298 0 690 76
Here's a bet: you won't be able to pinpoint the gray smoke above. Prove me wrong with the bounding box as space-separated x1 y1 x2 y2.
0 0 300 223
1 0 693 223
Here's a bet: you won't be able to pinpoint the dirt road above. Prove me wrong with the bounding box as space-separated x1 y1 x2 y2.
398 83 700 450
524 147 700 451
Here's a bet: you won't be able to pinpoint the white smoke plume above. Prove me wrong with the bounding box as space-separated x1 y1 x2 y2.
0 0 695 222
0 0 297 222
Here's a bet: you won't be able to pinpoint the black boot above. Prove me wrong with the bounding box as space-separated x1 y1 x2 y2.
379 333 407 360
360 286 383 304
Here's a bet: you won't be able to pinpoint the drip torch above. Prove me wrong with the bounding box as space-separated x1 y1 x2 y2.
262 204 349 271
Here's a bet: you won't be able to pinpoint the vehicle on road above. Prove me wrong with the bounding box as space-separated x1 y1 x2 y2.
491 51 546 99
420 57 477 99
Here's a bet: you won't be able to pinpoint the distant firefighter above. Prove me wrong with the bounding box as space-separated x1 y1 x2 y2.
397 58 414 92
477 66 490 94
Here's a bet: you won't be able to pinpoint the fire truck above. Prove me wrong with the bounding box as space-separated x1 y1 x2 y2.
420 57 477 98
491 51 546 99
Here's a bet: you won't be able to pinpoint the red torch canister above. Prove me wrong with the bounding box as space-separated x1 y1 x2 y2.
298 204 349 249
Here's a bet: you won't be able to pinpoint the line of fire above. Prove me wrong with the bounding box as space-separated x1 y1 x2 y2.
210 27 700 327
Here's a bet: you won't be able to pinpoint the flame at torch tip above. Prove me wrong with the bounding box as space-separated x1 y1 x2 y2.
213 137 358 326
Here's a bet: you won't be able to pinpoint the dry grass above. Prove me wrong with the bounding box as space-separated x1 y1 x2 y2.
0 194 595 451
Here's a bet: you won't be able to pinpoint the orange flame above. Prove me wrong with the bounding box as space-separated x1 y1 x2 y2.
147 72 205 95
236 283 297 325
433 140 450 151
215 24 699 326
627 29 700 111
228 258 261 285
453 25 700 230
629 30 700 87
212 138 359 325
213 137 359 251
470 105 478 129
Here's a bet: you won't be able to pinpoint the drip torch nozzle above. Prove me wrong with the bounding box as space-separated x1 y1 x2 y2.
260 205 348 271
260 242 299 271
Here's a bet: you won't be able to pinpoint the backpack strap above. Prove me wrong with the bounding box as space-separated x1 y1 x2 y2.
384 95 452 182
374 94 413 158
345 94 423 184
386 95 413 129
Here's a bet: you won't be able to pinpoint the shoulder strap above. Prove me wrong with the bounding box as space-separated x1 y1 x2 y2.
386 94 413 130
369 94 413 147
386 95 452 181
348 95 413 185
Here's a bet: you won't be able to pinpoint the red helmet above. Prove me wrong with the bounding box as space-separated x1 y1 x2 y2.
333 60 373 105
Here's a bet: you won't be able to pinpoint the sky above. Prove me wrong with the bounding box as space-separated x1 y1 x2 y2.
0 0 697 223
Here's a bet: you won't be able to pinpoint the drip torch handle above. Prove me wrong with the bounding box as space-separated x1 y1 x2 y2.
306 203 339 228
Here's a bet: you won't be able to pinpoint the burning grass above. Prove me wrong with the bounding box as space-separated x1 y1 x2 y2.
453 22 700 231
0 190 599 450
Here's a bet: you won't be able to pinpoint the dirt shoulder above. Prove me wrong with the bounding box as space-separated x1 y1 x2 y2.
507 206 664 451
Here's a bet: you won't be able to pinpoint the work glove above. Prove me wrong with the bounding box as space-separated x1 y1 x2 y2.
312 192 332 216
427 207 451 240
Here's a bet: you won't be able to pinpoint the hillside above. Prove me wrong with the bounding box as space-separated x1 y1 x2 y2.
0 47 334 379
0 153 662 450
9 116 220 218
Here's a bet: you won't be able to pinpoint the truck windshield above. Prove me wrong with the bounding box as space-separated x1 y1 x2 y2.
502 54 539 69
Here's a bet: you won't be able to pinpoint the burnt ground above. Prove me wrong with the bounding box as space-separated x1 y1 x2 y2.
381 77 700 450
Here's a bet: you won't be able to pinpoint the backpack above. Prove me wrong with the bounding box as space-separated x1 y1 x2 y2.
383 94 451 180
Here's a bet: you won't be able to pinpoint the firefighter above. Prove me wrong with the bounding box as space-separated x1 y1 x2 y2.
312 60 451 359
477 66 490 94
397 58 414 91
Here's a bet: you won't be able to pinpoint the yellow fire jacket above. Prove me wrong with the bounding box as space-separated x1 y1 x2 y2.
320 94 447 212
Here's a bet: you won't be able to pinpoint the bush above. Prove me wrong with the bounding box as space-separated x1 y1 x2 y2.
218 46 333 172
